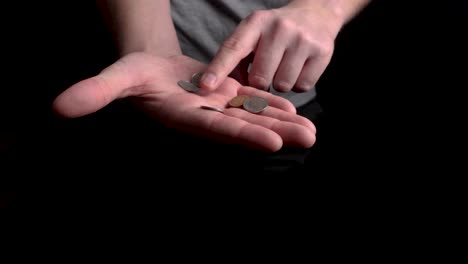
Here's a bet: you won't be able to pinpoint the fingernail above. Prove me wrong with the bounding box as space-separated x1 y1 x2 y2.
274 81 292 92
296 82 313 92
202 73 217 87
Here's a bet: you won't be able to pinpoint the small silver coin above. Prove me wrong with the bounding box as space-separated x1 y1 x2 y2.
200 105 224 113
178 80 199 93
191 72 203 88
243 96 268 113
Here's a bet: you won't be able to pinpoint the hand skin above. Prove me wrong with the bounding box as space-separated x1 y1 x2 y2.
201 0 371 92
53 53 316 152
55 1 317 152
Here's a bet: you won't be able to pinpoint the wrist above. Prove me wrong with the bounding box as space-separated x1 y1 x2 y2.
287 0 347 31
288 0 371 28
119 41 182 58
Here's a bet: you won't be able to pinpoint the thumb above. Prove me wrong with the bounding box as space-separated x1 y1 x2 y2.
53 56 144 118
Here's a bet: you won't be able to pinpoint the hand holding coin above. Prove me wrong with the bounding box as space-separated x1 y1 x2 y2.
53 52 316 151
178 76 268 114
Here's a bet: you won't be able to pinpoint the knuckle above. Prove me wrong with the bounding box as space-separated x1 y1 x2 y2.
298 33 315 46
246 10 269 24
221 35 248 59
311 41 334 57
320 44 334 57
275 18 296 32
222 37 245 55
297 36 334 58
297 35 320 52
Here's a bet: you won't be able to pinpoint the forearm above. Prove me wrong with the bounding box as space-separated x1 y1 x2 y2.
288 0 371 27
97 0 181 57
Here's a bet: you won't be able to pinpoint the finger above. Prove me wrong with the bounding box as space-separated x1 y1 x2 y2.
228 52 254 86
53 56 145 118
225 108 316 148
238 86 297 114
178 108 283 152
259 107 316 133
200 15 262 91
272 46 309 92
294 55 331 93
248 34 286 90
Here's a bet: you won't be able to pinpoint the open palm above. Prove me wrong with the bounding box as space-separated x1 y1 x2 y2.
53 52 316 152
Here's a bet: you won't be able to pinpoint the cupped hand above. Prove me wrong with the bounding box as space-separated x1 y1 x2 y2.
53 52 316 152
201 2 341 93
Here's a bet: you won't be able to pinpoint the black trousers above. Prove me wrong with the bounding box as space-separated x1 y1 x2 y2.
2 1 466 207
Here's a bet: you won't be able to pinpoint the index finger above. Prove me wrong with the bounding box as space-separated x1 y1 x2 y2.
200 16 261 91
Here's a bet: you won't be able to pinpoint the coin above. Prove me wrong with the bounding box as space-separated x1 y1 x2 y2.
200 105 224 113
191 72 203 88
243 96 268 113
178 80 199 93
229 95 249 108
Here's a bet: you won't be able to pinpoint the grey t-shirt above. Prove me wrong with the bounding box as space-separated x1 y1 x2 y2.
170 0 316 107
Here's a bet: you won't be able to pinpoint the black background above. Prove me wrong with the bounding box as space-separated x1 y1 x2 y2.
1 1 466 208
